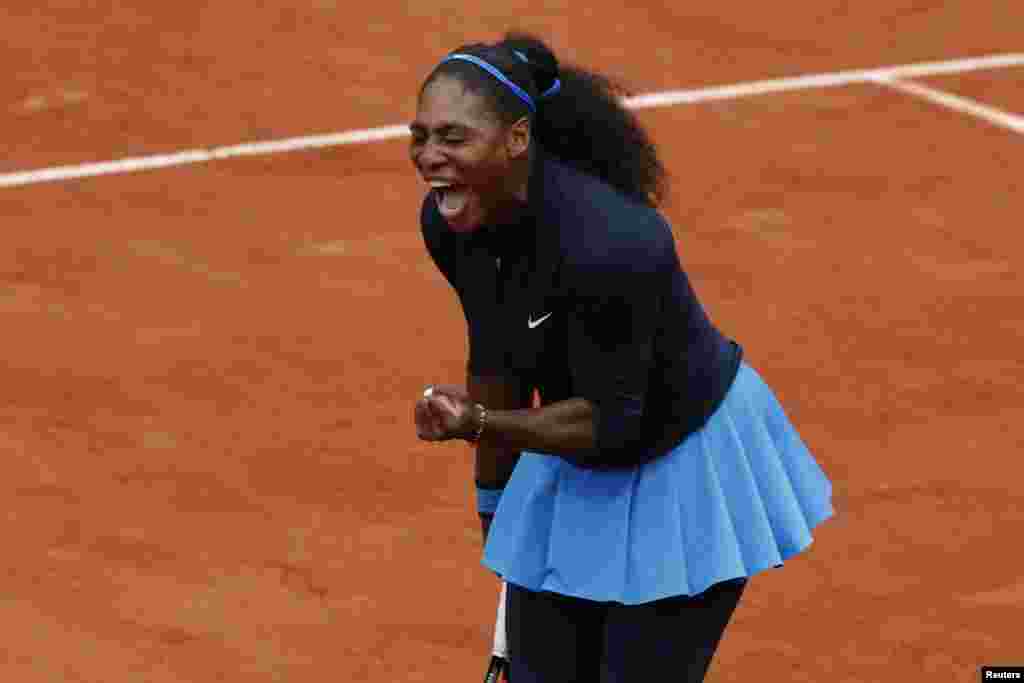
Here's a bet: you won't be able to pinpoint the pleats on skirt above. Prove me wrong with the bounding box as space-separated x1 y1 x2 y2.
482 362 834 605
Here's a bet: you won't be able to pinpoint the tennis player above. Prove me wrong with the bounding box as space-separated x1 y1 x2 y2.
412 32 834 683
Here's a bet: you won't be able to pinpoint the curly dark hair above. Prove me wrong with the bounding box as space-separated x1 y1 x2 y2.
421 32 668 208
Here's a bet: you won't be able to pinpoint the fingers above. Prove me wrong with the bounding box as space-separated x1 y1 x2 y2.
430 384 471 403
415 398 444 440
429 394 463 420
414 399 430 439
426 385 469 422
416 384 471 442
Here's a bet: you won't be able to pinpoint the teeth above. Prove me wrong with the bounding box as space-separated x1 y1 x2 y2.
429 181 454 188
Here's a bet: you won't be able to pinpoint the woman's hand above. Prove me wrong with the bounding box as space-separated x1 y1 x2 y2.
415 384 477 441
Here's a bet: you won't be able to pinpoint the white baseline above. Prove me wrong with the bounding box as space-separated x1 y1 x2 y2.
2 52 1023 189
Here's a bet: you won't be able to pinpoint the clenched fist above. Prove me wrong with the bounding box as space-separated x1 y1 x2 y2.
415 384 478 441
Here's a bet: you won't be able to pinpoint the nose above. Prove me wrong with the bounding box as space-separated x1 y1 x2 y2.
414 139 448 172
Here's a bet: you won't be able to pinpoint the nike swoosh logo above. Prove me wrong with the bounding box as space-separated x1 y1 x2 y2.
528 312 553 329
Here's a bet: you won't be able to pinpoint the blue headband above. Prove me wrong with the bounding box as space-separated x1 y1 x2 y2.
439 52 562 113
513 50 562 99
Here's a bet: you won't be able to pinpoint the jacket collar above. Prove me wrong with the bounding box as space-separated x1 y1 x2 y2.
467 147 549 256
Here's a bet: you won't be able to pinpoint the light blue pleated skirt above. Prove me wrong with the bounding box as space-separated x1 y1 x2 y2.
481 362 834 606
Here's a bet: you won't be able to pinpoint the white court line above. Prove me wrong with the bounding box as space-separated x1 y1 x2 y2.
870 75 1024 135
625 52 1024 109
2 52 1023 189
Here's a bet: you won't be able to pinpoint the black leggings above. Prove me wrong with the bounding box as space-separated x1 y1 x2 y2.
506 577 747 683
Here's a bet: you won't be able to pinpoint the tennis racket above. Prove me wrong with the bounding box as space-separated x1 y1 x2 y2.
483 581 510 682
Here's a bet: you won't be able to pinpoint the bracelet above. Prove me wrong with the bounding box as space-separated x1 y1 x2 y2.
467 403 487 443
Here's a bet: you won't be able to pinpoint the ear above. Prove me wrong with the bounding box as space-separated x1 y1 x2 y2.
505 116 531 160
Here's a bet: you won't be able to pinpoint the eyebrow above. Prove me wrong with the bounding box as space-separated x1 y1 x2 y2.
408 122 472 136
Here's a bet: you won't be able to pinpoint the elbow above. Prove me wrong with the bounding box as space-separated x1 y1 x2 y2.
580 397 649 468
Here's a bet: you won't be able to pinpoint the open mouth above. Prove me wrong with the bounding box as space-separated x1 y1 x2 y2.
430 181 470 221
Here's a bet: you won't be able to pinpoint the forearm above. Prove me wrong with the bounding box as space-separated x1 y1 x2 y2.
469 375 530 486
479 398 597 462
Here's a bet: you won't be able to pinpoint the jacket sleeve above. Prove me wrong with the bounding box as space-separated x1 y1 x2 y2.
565 223 670 466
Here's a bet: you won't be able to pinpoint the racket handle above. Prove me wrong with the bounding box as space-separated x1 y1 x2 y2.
483 655 508 683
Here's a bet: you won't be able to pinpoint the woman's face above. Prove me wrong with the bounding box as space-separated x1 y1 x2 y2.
410 75 524 233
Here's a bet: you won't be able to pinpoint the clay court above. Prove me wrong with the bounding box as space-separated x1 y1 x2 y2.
2 2 1022 681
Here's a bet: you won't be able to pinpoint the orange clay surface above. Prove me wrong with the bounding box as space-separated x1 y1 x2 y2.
2 2 1023 681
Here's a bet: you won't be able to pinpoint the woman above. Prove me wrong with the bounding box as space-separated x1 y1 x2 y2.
411 33 833 683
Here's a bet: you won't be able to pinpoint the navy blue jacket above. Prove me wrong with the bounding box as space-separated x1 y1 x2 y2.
421 149 742 467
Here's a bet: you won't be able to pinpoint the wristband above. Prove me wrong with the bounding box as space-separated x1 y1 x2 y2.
476 485 504 514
